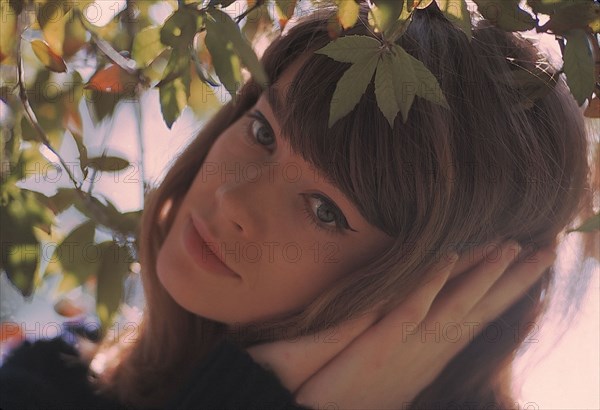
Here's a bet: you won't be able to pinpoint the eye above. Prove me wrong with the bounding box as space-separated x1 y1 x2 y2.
246 110 276 150
303 193 351 234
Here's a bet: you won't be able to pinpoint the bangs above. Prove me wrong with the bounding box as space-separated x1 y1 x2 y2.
256 6 454 239
276 53 412 237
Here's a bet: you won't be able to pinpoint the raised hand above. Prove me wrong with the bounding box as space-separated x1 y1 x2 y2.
293 241 556 409
245 241 555 409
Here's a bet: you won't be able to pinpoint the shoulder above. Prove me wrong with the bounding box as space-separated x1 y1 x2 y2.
0 337 129 410
166 339 311 410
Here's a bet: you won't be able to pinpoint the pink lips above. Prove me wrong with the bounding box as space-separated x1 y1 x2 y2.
183 215 241 279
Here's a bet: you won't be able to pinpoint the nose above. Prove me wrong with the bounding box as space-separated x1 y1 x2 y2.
214 177 263 237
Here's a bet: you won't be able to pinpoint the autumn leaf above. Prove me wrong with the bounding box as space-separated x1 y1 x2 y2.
31 40 67 73
337 0 360 29
371 0 405 33
85 65 138 94
0 1 17 62
274 0 297 30
584 96 600 118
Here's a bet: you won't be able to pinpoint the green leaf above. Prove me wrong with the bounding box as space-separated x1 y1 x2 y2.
435 0 472 41
46 188 80 214
563 29 595 105
208 0 237 6
159 48 191 85
371 0 405 33
85 90 121 124
132 26 168 68
67 131 89 177
30 40 67 73
382 5 413 41
87 156 130 172
54 220 97 287
328 52 380 128
205 17 243 99
0 193 46 296
528 0 590 16
205 8 269 89
337 0 360 29
568 213 600 232
159 71 191 129
160 8 198 49
398 44 450 110
314 35 381 63
539 1 600 34
374 53 400 127
95 241 132 331
390 46 417 123
473 0 536 31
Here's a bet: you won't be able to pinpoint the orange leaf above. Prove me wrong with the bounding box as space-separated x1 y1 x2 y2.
0 322 23 344
31 39 67 72
85 65 138 94
584 96 600 118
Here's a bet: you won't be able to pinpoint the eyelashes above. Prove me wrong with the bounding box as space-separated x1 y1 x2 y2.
245 110 276 151
302 193 351 235
244 109 352 235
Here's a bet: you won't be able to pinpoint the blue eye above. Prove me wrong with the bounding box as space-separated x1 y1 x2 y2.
303 193 351 235
246 110 276 150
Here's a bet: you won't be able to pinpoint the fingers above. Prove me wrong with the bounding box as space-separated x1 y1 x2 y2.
372 255 458 338
449 242 499 280
466 246 556 329
427 241 522 324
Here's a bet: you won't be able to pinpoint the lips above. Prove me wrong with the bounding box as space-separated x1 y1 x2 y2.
186 215 241 279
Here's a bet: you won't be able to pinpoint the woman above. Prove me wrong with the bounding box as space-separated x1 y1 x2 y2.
0 1 592 409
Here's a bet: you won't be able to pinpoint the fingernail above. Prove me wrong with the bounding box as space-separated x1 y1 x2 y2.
506 241 522 261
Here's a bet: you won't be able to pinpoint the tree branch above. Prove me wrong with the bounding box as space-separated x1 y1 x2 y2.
16 36 81 190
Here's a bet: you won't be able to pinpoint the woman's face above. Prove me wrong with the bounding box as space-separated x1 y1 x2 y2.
157 58 393 325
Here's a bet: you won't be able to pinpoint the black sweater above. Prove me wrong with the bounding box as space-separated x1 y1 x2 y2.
0 337 311 410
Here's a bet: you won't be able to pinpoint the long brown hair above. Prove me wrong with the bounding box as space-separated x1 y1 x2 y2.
93 2 592 408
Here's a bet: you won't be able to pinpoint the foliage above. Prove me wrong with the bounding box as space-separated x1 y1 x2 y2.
0 0 598 334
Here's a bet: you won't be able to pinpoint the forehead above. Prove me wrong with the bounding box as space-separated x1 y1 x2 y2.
264 54 312 120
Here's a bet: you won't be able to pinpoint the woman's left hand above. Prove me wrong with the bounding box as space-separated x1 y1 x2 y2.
246 243 490 395
292 243 556 409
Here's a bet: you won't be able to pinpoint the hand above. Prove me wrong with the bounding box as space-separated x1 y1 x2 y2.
245 242 498 394
293 241 556 409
